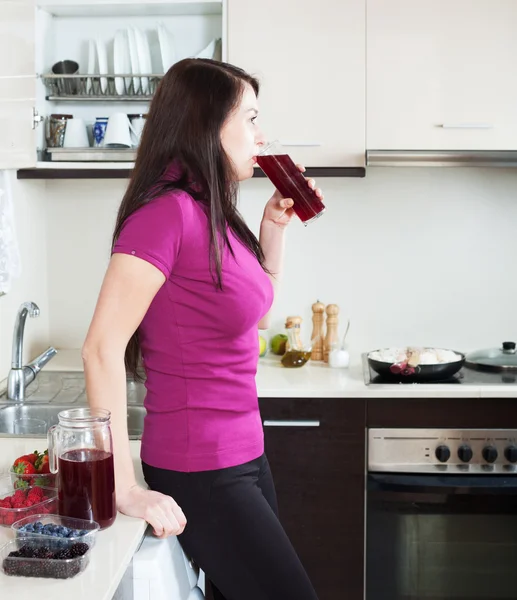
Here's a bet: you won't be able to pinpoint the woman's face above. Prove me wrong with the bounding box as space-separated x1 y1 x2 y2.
221 83 266 181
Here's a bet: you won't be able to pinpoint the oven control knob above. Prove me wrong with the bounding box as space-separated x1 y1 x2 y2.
482 446 498 463
458 445 473 462
504 446 517 463
435 445 451 463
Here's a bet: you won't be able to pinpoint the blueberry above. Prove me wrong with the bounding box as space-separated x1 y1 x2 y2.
79 530 88 536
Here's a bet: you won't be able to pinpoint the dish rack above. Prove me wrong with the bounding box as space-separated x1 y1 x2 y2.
41 73 163 101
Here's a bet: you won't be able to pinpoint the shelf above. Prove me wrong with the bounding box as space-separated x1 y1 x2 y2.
17 166 366 180
37 0 223 17
42 74 161 101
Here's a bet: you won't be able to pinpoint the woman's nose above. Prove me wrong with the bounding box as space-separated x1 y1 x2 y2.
256 129 266 147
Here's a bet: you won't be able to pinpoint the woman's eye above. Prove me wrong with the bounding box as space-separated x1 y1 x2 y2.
250 116 257 125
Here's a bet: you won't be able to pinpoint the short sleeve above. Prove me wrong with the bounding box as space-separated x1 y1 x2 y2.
112 192 184 279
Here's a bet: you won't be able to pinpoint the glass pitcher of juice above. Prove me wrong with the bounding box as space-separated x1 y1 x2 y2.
48 408 116 529
256 140 326 226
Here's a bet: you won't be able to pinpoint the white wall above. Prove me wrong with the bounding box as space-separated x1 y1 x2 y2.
39 167 517 363
0 174 49 378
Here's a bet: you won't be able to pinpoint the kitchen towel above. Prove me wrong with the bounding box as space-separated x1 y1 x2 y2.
0 170 21 294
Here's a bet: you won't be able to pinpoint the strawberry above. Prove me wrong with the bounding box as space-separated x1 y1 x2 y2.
13 460 37 475
35 450 49 473
13 451 38 468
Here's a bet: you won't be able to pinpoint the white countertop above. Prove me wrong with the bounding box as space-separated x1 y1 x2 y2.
39 348 517 399
0 438 147 600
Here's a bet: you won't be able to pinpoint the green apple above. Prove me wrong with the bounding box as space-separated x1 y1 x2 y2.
270 333 288 355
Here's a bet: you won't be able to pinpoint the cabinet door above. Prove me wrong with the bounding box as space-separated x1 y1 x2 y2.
0 0 37 169
260 398 365 600
367 0 517 150
227 0 365 167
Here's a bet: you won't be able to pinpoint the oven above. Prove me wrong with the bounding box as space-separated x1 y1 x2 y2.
366 428 517 600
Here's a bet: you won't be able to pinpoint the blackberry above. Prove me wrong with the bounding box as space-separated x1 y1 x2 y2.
54 549 73 560
18 545 39 558
69 543 89 557
34 547 54 559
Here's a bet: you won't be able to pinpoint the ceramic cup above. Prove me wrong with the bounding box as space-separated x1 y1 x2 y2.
63 117 89 148
128 114 147 147
93 117 109 147
104 113 138 148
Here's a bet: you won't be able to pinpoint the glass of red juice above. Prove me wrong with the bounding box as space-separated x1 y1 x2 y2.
256 140 326 225
48 408 116 529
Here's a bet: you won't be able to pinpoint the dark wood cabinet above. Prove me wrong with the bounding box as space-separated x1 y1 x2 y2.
259 397 365 600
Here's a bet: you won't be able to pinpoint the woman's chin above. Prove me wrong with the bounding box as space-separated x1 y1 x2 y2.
238 164 256 182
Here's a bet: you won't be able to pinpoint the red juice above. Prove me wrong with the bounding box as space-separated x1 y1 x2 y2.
58 448 116 529
256 153 326 224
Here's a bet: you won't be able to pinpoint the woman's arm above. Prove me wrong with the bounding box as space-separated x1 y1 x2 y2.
257 170 323 329
258 220 287 330
82 253 186 538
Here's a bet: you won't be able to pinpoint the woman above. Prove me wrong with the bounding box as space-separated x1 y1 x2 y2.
83 58 323 599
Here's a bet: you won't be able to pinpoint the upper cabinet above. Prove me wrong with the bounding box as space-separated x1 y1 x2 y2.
0 1 37 169
0 0 224 172
227 0 366 168
367 0 517 150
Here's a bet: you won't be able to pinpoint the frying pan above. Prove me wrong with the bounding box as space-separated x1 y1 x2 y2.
367 348 465 383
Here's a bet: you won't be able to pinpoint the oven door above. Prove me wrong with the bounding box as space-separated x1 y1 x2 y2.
366 473 517 600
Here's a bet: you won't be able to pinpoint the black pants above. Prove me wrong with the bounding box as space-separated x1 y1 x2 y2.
142 454 319 600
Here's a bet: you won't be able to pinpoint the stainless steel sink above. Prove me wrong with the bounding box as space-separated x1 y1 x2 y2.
0 370 147 439
0 404 147 439
0 370 146 405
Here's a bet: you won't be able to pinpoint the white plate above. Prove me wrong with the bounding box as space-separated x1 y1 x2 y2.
157 23 175 73
114 29 131 95
127 27 141 94
195 38 217 60
86 39 96 93
95 39 108 93
134 27 152 94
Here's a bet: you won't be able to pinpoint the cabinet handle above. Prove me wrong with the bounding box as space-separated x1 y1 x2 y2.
279 141 322 147
439 123 493 129
263 420 321 427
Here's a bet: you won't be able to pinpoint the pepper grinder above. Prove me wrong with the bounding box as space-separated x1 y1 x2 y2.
310 301 326 361
323 304 339 363
285 316 303 351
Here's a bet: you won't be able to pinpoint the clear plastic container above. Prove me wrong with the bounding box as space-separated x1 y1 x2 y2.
11 514 100 550
0 536 90 579
9 467 58 491
0 475 57 528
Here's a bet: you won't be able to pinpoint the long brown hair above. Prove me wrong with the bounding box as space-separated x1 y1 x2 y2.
112 58 266 379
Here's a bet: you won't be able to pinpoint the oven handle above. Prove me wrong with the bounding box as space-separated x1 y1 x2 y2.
368 472 517 495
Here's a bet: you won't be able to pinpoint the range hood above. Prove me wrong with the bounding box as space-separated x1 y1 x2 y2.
366 150 517 168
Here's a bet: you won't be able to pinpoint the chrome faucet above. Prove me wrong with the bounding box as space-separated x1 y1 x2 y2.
7 301 57 401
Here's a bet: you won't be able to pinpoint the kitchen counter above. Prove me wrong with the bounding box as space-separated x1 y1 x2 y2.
39 348 517 399
0 438 147 600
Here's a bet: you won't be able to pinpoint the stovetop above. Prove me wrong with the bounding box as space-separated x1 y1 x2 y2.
362 353 517 386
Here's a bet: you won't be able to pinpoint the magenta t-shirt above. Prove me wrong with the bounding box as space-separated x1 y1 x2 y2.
113 189 273 472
